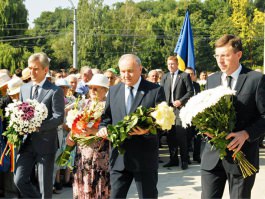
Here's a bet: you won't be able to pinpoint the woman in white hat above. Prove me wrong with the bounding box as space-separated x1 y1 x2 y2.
7 78 24 101
66 74 110 199
0 73 11 97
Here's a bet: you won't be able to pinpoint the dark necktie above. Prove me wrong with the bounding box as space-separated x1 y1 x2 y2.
126 86 134 114
32 85 39 99
226 76 232 89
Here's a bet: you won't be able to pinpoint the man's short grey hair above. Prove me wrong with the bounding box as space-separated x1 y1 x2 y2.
80 66 91 75
66 74 77 82
28 52 50 69
118 54 141 67
148 69 158 77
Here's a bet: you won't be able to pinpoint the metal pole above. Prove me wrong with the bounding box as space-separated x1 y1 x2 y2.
73 8 78 69
68 0 78 69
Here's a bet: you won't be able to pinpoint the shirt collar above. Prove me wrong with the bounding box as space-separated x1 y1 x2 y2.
33 78 46 87
222 64 242 81
125 76 142 91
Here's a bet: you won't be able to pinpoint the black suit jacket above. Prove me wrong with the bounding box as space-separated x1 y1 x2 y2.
160 71 194 124
100 79 166 172
201 67 265 174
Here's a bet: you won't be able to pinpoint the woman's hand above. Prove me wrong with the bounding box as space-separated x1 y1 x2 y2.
66 133 75 147
81 127 97 136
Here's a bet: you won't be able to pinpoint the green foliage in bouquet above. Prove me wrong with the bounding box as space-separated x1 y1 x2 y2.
107 106 158 154
192 95 236 159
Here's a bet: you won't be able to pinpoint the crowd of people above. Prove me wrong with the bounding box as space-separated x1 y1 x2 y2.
0 34 264 199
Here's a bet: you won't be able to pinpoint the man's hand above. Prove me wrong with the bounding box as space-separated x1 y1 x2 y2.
203 132 213 138
96 127 108 138
226 130 249 154
129 126 149 136
173 100 182 108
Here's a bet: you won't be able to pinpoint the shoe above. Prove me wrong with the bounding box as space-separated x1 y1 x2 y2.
259 144 265 149
193 157 201 163
53 187 61 194
54 182 63 190
181 162 188 170
188 159 192 165
163 161 179 167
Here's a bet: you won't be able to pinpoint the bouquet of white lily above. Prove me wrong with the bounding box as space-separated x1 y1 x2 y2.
180 86 257 178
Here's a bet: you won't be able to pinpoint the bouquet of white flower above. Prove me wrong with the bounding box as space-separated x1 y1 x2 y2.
180 86 257 178
1 99 48 171
108 101 175 154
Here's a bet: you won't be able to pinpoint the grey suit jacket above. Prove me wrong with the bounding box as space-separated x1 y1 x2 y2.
201 67 265 174
19 80 65 154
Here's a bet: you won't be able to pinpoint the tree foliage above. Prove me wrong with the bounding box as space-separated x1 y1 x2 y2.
1 0 264 74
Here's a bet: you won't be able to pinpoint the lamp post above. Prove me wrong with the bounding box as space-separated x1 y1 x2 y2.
68 0 78 69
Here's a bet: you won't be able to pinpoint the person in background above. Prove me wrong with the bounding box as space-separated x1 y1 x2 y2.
184 67 202 164
147 70 159 84
13 68 22 79
156 69 164 83
21 68 31 83
0 73 14 198
76 66 93 96
104 69 117 87
14 52 65 199
66 74 110 199
97 54 165 198
66 74 81 99
201 34 265 199
160 56 193 170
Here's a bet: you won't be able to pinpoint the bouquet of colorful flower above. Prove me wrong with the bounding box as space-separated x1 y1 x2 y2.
108 101 175 154
56 101 105 167
0 99 48 171
179 86 257 178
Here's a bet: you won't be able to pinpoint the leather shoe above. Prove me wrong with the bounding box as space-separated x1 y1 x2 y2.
181 162 188 170
163 161 179 167
193 156 201 163
259 144 265 149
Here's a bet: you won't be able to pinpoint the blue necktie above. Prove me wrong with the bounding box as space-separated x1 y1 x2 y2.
226 76 232 89
126 86 134 114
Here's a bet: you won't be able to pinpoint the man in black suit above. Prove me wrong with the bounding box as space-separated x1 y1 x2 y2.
201 34 265 198
97 54 165 199
185 67 202 163
160 56 194 169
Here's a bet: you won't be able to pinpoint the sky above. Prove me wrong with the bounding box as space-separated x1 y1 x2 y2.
24 0 141 27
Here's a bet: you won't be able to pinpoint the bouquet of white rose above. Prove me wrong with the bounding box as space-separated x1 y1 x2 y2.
1 99 48 171
108 102 175 154
179 86 257 178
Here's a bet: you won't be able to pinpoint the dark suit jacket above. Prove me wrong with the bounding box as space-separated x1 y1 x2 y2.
19 80 65 154
160 71 194 124
192 81 201 95
100 79 166 172
201 67 265 174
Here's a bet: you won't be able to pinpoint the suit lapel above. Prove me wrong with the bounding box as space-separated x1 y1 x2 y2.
234 67 247 95
117 83 126 116
172 70 182 92
37 80 51 102
129 79 146 114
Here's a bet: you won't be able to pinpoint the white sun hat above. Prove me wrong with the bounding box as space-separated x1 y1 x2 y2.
55 78 70 87
0 73 11 88
21 67 31 81
87 74 109 89
7 77 24 96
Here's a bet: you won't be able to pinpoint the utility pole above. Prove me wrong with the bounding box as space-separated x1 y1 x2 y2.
68 0 78 69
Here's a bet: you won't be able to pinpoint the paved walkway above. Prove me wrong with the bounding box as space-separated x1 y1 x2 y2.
54 145 265 199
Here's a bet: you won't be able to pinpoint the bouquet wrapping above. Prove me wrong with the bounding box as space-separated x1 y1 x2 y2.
179 86 257 178
108 101 175 154
0 99 48 171
56 101 105 167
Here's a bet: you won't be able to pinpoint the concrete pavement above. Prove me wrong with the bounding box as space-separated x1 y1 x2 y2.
54 146 265 199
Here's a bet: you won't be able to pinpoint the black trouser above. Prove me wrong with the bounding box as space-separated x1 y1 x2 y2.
186 126 201 159
166 124 188 163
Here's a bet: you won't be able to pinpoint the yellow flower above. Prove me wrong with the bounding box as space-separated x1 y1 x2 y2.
151 102 175 130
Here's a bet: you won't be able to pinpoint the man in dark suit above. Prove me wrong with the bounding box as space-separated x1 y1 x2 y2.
97 54 165 199
201 34 265 198
160 56 194 169
185 67 202 163
14 52 65 198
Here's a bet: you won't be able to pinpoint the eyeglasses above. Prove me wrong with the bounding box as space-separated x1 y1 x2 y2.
213 54 230 59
